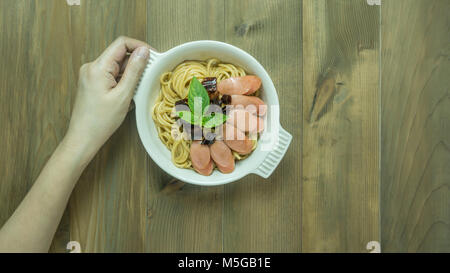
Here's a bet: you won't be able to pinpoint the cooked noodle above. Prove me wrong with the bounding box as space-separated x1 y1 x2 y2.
151 58 257 169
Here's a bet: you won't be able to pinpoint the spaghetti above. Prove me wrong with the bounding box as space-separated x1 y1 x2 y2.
151 58 257 169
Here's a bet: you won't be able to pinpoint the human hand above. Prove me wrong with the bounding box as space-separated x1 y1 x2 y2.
64 36 150 155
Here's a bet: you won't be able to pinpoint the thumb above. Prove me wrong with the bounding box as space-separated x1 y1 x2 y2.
115 46 149 96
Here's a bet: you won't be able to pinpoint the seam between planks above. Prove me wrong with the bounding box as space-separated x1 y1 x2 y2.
300 0 304 254
378 2 382 252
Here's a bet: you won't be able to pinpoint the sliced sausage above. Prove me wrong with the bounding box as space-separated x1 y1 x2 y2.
222 123 254 155
190 141 211 171
227 108 264 133
210 141 235 174
230 95 267 116
256 115 264 133
217 76 262 96
195 160 214 176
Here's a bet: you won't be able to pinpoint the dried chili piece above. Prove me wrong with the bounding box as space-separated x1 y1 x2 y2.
202 77 217 93
221 94 231 105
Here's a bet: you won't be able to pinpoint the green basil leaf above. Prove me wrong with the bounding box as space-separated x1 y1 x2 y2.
202 113 228 128
188 76 210 117
177 111 202 125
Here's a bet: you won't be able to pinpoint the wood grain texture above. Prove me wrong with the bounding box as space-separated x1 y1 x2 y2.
302 0 380 252
68 0 148 252
1 0 449 253
145 0 225 252
380 0 450 252
0 0 77 253
222 0 302 252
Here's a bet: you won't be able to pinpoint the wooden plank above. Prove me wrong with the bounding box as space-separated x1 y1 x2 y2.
223 0 303 252
145 0 225 252
0 0 77 253
380 0 450 252
302 0 380 252
68 0 148 252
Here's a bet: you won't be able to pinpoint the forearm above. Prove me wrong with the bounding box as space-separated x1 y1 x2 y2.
0 37 149 253
0 134 98 252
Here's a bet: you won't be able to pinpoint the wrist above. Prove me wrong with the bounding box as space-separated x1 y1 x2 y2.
60 130 101 167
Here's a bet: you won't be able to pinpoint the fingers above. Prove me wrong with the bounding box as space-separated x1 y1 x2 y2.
119 55 130 75
98 36 149 64
114 46 149 97
95 36 149 79
113 55 130 83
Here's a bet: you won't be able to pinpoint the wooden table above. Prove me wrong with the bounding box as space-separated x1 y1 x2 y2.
0 0 448 253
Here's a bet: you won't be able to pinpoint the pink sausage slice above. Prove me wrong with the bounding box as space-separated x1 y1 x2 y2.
227 108 264 133
210 141 235 174
231 95 267 116
190 141 211 171
217 76 261 96
195 160 214 176
256 116 264 133
222 124 254 155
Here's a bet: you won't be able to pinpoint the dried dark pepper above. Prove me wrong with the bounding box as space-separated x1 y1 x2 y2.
175 98 189 112
202 77 219 101
221 94 232 105
201 132 216 145
202 77 217 93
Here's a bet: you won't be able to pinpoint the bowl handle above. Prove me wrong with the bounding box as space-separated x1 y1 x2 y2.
134 48 163 96
252 126 292 179
148 48 163 65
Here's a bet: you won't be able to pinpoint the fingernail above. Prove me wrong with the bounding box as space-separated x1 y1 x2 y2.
135 47 149 59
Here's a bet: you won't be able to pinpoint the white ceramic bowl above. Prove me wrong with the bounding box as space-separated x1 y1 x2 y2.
134 40 292 186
